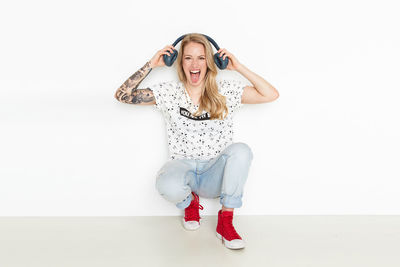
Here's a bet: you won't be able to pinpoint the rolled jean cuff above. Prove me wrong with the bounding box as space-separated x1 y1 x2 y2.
219 194 243 208
176 193 193 210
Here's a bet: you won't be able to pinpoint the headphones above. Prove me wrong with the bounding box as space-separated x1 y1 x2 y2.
163 34 229 70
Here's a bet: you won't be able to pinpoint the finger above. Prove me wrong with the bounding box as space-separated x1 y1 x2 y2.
163 46 172 53
162 48 173 54
220 48 228 57
223 52 231 60
165 47 175 54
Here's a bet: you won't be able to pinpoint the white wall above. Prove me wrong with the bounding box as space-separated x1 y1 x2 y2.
1 0 399 216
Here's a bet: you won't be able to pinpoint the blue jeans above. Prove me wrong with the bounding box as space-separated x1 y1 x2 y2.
155 142 253 210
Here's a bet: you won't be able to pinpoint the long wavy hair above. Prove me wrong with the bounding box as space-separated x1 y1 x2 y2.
176 33 228 120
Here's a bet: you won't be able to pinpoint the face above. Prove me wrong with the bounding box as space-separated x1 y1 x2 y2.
182 42 208 88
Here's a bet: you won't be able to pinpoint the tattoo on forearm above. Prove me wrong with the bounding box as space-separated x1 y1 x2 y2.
130 88 155 104
115 61 154 104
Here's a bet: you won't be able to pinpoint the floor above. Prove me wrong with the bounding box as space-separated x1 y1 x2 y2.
0 216 399 267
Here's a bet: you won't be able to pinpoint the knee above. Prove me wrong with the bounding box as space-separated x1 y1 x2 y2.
228 142 254 161
155 172 189 203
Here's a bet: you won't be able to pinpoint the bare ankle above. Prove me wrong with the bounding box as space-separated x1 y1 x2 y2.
221 206 234 212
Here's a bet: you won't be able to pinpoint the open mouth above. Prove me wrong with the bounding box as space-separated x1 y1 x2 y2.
190 70 201 83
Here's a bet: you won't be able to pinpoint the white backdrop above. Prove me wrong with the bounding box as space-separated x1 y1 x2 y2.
1 0 399 216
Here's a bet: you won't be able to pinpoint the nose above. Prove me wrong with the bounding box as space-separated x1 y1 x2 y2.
191 58 202 67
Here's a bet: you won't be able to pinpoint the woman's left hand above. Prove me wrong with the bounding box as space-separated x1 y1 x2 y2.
217 48 242 71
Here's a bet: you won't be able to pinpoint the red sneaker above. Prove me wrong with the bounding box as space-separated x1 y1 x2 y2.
182 192 204 231
216 209 245 249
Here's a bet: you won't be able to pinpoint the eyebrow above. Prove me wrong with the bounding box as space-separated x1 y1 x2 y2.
183 55 206 57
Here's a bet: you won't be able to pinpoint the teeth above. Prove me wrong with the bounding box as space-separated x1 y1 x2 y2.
190 70 200 74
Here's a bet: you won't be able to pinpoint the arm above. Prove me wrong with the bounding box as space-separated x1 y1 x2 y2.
236 64 279 103
114 45 176 105
217 48 279 104
114 61 156 105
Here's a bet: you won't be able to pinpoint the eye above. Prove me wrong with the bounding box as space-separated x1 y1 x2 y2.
200 57 205 60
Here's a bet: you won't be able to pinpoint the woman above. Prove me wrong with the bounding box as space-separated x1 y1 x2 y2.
114 33 279 250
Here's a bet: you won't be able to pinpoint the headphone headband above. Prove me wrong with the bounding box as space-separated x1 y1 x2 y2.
172 34 221 51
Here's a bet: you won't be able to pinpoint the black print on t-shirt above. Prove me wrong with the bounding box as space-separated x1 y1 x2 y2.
179 107 210 121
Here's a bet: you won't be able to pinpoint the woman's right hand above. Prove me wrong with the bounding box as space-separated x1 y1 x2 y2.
149 45 176 68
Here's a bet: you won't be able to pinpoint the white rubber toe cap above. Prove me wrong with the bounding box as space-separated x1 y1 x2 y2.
216 232 245 249
182 218 201 231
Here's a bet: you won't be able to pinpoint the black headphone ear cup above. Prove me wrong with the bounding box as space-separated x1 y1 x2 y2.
214 52 229 70
163 49 178 67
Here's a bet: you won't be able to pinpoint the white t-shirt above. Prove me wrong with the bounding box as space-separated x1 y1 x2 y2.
150 79 246 161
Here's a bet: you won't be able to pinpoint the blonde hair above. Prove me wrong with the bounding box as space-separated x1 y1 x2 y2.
176 33 228 120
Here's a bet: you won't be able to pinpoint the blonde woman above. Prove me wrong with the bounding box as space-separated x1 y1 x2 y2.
114 33 279 250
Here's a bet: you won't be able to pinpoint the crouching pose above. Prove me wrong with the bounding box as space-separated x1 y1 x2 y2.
114 33 279 250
